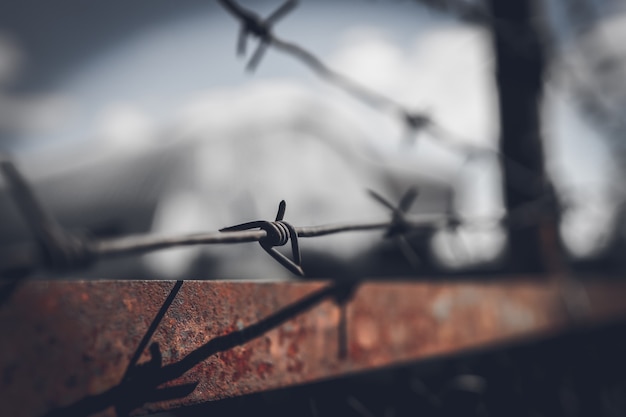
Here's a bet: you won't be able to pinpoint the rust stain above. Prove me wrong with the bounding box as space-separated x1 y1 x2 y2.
256 361 274 379
219 346 254 382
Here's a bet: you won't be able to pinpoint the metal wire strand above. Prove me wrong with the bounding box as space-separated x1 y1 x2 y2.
0 155 498 278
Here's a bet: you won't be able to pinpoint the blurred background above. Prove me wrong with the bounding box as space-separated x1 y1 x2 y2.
3 2 626 416
0 0 625 280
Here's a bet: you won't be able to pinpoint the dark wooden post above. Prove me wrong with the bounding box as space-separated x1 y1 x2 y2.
486 0 561 274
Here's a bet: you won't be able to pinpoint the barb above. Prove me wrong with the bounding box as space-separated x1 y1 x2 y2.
369 187 425 269
217 0 411 114
220 200 304 276
218 0 298 71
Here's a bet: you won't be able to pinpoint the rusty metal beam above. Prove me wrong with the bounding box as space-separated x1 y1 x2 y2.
2 278 626 417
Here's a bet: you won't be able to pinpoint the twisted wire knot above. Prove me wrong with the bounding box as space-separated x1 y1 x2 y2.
368 187 424 270
220 0 298 71
220 200 304 276
258 220 291 248
368 187 419 238
39 231 96 271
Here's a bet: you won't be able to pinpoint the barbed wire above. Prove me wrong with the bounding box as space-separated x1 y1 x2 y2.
0 154 548 282
0 156 448 278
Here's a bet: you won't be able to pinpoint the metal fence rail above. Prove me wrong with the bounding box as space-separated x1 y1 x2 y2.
2 278 626 417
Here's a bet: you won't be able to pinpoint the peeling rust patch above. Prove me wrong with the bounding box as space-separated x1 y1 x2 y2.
256 361 274 379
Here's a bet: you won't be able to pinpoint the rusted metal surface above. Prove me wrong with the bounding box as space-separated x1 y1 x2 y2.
2 278 626 417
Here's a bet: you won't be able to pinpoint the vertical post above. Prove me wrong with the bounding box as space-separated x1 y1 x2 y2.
486 0 559 274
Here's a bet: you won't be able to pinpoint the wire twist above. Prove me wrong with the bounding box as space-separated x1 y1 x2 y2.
220 200 304 276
